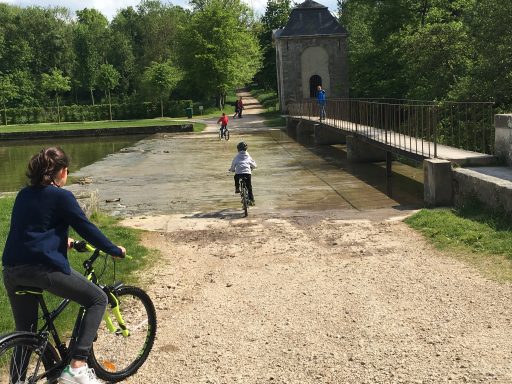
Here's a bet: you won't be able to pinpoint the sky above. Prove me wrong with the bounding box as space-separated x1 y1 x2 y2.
3 0 339 20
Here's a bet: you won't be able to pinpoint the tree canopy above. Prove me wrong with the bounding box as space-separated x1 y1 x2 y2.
338 0 512 108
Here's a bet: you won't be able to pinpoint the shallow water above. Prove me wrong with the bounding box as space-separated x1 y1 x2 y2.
0 135 146 192
67 128 424 217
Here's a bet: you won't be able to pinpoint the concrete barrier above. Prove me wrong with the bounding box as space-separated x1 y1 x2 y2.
424 159 453 207
346 135 387 163
0 124 193 141
286 117 299 137
453 168 512 214
495 114 512 167
314 123 346 145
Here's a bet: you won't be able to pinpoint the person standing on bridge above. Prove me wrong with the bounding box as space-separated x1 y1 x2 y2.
316 85 326 121
237 96 244 118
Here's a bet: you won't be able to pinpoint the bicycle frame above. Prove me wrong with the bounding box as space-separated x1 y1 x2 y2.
12 245 131 380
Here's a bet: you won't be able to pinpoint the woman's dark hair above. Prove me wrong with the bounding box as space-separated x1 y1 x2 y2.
27 147 70 186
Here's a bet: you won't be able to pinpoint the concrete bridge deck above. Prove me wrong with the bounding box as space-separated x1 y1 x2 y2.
290 115 496 166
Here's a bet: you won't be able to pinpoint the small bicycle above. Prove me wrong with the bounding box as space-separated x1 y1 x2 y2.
238 176 250 217
219 125 230 141
0 240 157 383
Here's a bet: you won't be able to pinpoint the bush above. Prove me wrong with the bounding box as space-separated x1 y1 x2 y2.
2 100 194 125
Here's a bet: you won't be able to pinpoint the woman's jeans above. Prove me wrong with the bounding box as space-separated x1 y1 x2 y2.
3 264 107 361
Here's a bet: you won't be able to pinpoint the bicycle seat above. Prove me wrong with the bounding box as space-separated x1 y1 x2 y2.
15 286 43 295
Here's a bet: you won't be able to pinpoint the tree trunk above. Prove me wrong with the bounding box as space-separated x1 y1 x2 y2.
56 95 61 124
160 97 164 118
90 87 95 106
108 89 112 121
3 102 6 126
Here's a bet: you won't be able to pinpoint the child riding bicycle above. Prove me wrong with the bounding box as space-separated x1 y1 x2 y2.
217 112 229 139
229 141 257 205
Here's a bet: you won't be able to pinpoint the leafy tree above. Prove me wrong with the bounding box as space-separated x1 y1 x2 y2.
143 61 182 117
73 8 109 105
179 0 262 108
95 63 120 120
455 0 512 107
254 0 292 90
0 73 17 125
41 68 71 123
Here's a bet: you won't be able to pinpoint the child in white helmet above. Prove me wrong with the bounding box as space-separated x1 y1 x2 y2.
229 141 257 205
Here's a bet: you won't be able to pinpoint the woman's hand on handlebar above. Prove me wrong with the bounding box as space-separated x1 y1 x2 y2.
115 245 126 259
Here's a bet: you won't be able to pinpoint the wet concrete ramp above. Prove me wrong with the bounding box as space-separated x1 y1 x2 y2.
68 127 423 220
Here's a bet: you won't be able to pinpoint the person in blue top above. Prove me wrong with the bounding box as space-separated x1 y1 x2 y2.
316 84 326 121
2 147 126 384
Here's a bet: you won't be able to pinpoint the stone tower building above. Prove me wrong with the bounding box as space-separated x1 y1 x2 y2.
273 0 348 112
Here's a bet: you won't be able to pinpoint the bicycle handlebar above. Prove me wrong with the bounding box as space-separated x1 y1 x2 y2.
72 240 132 259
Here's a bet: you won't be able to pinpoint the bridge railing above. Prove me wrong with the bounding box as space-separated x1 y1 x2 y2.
288 99 495 157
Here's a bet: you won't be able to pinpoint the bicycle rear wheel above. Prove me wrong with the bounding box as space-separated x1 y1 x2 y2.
89 285 157 382
0 333 59 384
240 180 248 217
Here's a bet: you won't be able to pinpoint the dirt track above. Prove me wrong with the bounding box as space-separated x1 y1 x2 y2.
69 92 512 383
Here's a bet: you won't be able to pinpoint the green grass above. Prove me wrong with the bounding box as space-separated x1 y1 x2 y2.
0 195 158 335
405 202 512 281
250 88 279 112
0 118 206 133
249 88 285 127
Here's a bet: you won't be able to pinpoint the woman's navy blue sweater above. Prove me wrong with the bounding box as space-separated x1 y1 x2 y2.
2 185 123 274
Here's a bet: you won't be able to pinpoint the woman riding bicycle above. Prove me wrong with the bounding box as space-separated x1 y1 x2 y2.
2 147 126 384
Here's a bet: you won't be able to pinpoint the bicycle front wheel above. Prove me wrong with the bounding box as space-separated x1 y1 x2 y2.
0 333 59 384
89 285 157 382
225 130 230 141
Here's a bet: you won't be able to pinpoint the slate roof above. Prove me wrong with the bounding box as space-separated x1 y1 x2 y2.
277 0 347 38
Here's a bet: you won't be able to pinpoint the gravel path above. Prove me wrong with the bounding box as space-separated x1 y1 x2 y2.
121 211 512 384
68 92 512 383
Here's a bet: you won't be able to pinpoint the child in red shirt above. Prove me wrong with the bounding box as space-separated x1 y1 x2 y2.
217 113 229 140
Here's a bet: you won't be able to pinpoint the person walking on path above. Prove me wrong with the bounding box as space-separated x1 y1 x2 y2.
237 97 244 118
233 99 240 119
316 85 326 121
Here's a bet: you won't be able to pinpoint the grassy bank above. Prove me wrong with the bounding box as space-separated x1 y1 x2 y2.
0 195 156 334
405 203 512 282
0 118 206 133
250 88 285 127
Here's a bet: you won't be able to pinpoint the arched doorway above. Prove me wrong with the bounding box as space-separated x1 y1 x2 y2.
310 75 322 97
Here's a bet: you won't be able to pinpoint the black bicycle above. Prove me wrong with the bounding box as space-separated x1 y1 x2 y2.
239 176 250 217
0 240 157 383
219 125 230 141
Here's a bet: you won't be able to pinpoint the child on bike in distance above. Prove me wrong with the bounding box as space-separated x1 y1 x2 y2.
2 147 126 384
217 112 229 139
229 141 257 205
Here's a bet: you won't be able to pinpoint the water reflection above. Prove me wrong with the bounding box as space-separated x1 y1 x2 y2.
0 135 145 192
275 128 424 208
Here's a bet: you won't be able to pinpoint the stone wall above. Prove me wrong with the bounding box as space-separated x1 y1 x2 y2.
453 168 512 214
276 35 348 112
